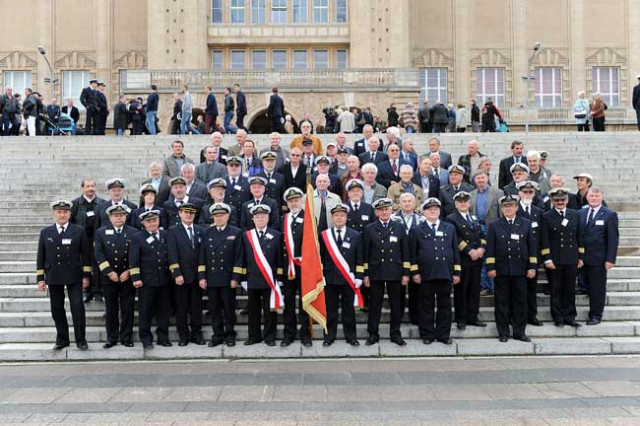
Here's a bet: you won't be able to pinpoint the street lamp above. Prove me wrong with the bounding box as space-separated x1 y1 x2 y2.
37 46 59 98
523 41 542 134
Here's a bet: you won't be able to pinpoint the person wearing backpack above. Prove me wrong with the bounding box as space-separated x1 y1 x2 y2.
573 91 591 132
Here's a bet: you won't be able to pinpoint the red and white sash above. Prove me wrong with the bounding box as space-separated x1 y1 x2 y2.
283 213 302 280
247 229 284 310
321 229 363 308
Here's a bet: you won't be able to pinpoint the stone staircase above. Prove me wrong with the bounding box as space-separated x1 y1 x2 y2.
0 132 639 361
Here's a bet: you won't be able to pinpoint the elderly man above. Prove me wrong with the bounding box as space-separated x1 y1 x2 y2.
239 176 280 230
331 147 350 178
359 136 388 166
400 139 418 170
300 138 317 169
141 163 171 205
376 143 409 188
201 179 237 226
266 132 289 170
412 156 440 199
439 165 474 217
278 146 308 192
228 129 257 157
384 126 402 151
200 131 228 164
387 165 425 212
96 179 138 229
430 152 449 186
290 120 323 155
164 177 205 227
163 140 194 179
361 163 388 205
503 163 531 196
353 124 375 156
257 152 286 211
181 163 209 200
338 155 362 195
312 156 342 197
334 132 353 155
313 174 341 231
526 150 551 194
196 146 228 184
428 137 452 170
457 140 487 183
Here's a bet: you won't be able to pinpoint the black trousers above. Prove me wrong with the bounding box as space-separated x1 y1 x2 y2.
454 265 481 325
138 284 171 345
93 113 107 135
271 116 285 133
85 108 95 134
526 273 539 321
548 264 578 323
367 280 403 339
174 280 204 342
583 265 607 321
407 282 420 324
494 275 527 338
102 280 135 344
418 280 452 340
247 288 277 343
282 278 310 341
208 286 236 342
48 283 86 345
325 284 357 342
592 116 605 131
236 111 247 131
86 238 102 297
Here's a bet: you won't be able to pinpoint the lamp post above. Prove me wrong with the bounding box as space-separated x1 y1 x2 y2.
37 46 59 99
523 42 542 134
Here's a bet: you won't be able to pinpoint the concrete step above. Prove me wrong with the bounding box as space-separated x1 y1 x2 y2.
0 242 38 252
0 251 36 261
0 336 638 362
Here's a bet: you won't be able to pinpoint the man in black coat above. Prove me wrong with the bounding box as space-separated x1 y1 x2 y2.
278 147 308 192
412 157 441 199
163 177 205 228
167 203 206 346
267 87 285 132
376 143 409 188
257 152 286 212
79 79 98 134
498 141 527 189
358 137 388 166
439 165 473 217
198 203 243 347
37 200 92 351
204 85 219 134
234 83 247 132
94 82 108 135
113 95 129 135
633 74 640 131
61 98 80 124
96 179 138 229
224 157 251 225
345 179 375 235
239 177 280 230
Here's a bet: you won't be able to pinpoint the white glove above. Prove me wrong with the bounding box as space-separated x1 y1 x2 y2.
276 281 283 287
241 281 248 291
355 279 363 289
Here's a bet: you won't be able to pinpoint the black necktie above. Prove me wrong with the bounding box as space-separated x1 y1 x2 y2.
559 210 565 218
431 223 437 233
188 226 194 248
231 178 236 187
116 228 121 235
266 173 271 181
259 230 264 239
383 222 388 229
60 226 66 235
434 169 439 179
466 214 474 228
526 205 530 215
354 203 359 212
588 208 595 224
336 229 343 246
154 232 159 242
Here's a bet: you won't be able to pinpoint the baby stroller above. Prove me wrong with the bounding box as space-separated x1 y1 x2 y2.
44 112 76 136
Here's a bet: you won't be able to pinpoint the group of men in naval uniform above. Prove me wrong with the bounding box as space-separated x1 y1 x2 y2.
36 137 620 350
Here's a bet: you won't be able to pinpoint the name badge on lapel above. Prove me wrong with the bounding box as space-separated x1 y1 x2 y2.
265 233 274 240
531 222 538 228
471 215 477 221
389 236 398 243
435 231 444 237
361 215 369 221
595 220 605 226
61 238 72 245
146 236 155 244
226 235 236 240
105 229 114 235
86 211 95 217
269 179 276 184
561 218 569 227
295 217 304 224
511 234 520 240
342 242 351 249
234 185 242 191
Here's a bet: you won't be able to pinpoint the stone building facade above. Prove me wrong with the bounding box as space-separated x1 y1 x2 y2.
1 0 638 131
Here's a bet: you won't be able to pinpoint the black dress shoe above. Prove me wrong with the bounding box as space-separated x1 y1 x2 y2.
513 335 531 342
391 336 407 346
103 342 116 349
576 289 588 296
192 338 206 346
244 339 260 346
94 294 104 303
586 318 601 326
158 341 173 347
554 321 564 327
265 340 276 347
280 339 292 347
122 342 134 348
53 342 70 351
437 338 452 345
499 337 509 343
226 340 236 347
83 294 94 304
322 341 332 347
468 320 487 327
566 321 582 328
528 318 544 326
365 336 379 346
77 342 89 351
178 341 189 347
456 323 466 330
302 340 312 347
423 339 434 345
239 308 249 315
143 342 154 349
208 340 223 347
348 340 360 346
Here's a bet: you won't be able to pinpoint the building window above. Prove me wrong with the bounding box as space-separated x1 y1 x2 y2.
336 50 348 69
231 50 246 69
336 0 347 22
211 0 223 23
293 50 308 70
534 67 562 107
313 49 329 69
293 0 308 23
3 71 32 97
62 70 90 111
476 67 505 107
419 68 447 104
230 0 246 24
251 0 265 24
271 0 287 23
252 50 267 69
313 0 328 23
212 50 224 69
592 67 620 107
273 50 288 70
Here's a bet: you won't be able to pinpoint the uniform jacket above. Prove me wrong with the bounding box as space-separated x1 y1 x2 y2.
240 196 280 230
37 223 92 285
80 86 96 110
439 183 474 217
540 208 584 265
347 201 375 235
224 175 251 225
498 156 527 189
486 216 537 276
130 205 169 231
446 211 486 267
517 203 544 251
200 202 237 227
163 196 205 228
236 228 284 289
320 227 364 286
198 224 243 287
579 206 619 266
281 210 305 281
257 170 286 209
409 220 461 281
96 199 138 229
94 224 138 282
129 229 170 287
167 223 206 284
363 220 411 281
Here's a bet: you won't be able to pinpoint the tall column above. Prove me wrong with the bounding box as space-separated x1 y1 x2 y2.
454 0 471 103
569 0 586 100
35 0 55 98
95 0 113 99
511 0 528 107
628 0 640 104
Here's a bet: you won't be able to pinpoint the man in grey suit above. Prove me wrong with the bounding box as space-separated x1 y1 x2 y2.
430 152 449 187
266 132 289 170
163 140 194 179
469 170 503 296
181 163 209 201
428 137 452 170
195 146 228 184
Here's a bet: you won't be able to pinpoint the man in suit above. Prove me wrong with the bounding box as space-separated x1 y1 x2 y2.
181 163 209 201
37 200 92 351
267 132 290 170
227 129 254 158
446 191 486 330
96 178 137 229
359 137 388 166
167 203 206 346
141 162 171 205
224 157 251 225
279 147 307 192
240 177 280 230
457 140 487 184
198 203 243 347
234 83 247 132
429 152 449 187
61 98 80 124
130 210 172 349
439 165 473 217
334 132 354 155
410 198 461 345
313 174 341 232
486 194 537 342
163 140 195 179
257 152 286 212
579 187 619 325
428 137 452 170
94 82 108 135
79 78 98 135
236 204 284 346
196 146 228 184
201 179 237 227
498 140 527 189
353 124 375 156
376 143 409 188
541 188 584 328
400 139 419 171
363 198 411 346
311 155 342 198
320 203 364 346
240 139 263 177
280 188 311 346
200 131 228 165
164 177 205 227
204 85 219 134
94 205 139 348
267 87 285 133
413 156 440 199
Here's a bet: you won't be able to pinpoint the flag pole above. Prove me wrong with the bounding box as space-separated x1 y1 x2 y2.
306 165 314 339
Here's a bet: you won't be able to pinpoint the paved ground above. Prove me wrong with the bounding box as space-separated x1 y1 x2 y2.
1 357 640 425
